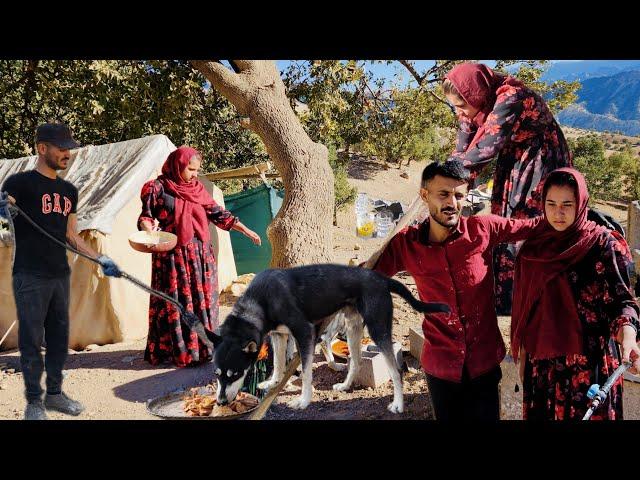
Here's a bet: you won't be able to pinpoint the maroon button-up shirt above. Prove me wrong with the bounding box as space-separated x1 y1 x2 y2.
374 214 540 382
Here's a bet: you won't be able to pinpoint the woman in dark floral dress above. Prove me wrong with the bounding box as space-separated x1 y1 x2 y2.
511 168 640 420
138 146 261 368
444 63 572 314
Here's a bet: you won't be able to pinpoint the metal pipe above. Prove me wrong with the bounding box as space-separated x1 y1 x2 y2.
583 362 630 420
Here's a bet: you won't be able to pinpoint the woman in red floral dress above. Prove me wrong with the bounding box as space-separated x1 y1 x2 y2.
511 168 640 420
444 63 572 314
138 146 261 368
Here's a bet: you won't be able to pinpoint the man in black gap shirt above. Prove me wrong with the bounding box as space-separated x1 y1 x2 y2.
1 123 122 420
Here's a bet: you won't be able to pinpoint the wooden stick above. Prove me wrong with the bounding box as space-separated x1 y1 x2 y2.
364 194 426 269
207 173 281 181
0 320 16 349
248 353 301 420
203 162 271 181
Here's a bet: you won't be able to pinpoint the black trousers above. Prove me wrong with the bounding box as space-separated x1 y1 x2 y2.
12 272 70 403
425 365 502 421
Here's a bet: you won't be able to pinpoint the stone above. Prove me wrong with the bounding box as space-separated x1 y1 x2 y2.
400 172 409 179
354 244 361 250
392 300 405 310
354 342 403 388
408 327 424 361
233 283 248 296
235 273 256 285
624 371 640 383
225 283 247 297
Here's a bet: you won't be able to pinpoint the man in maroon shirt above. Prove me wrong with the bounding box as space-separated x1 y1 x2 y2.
373 160 540 420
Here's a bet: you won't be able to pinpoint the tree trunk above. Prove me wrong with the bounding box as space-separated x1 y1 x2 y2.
191 61 334 268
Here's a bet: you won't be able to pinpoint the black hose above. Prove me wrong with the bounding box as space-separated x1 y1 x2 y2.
5 200 215 352
8 202 98 264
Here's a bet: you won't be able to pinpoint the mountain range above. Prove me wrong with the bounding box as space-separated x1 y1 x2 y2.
542 60 640 82
550 61 640 135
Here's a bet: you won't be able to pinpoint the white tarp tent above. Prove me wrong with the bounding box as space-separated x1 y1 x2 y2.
0 135 237 351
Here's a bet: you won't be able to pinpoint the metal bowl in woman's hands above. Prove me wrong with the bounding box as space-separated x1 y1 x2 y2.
128 231 178 253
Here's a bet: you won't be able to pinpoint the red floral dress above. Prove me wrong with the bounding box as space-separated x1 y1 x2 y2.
138 179 237 368
450 83 572 314
522 231 640 420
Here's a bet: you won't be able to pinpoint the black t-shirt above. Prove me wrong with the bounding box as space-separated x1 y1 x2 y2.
2 170 78 277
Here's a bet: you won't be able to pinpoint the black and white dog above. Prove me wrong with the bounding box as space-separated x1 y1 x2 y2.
208 264 449 414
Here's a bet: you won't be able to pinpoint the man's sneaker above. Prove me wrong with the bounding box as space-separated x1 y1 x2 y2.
44 392 84 416
24 401 48 420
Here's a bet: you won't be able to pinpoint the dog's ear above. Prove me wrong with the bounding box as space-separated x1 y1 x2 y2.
206 330 223 347
243 340 258 354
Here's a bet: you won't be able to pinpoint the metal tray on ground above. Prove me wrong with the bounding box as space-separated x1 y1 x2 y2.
146 386 259 420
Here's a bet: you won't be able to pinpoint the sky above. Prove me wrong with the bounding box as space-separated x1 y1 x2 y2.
275 60 497 88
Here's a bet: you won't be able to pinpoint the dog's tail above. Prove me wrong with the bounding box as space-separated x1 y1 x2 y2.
386 278 450 314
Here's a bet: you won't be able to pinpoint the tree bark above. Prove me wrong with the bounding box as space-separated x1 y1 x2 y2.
191 60 334 268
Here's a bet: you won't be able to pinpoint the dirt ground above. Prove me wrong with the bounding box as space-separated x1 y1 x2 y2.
1 156 639 420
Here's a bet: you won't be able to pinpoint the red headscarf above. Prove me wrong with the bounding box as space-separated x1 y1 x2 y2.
511 168 609 360
445 63 525 150
157 146 215 247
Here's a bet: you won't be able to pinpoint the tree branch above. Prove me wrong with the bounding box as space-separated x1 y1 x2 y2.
396 60 452 110
399 60 425 85
233 60 258 72
425 60 455 80
359 75 389 127
228 60 241 74
190 60 247 95
428 90 453 111
191 60 255 114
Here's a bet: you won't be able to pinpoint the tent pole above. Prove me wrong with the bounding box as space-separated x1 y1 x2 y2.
0 320 16 349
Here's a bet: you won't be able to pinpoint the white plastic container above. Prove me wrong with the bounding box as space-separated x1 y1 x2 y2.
374 210 394 238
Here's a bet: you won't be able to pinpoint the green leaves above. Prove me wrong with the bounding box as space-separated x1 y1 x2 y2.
492 61 580 113
0 60 267 174
328 144 357 210
357 87 454 166
1 59 588 201
569 135 638 202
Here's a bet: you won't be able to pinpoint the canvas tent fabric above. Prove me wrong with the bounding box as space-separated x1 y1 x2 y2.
0 135 237 351
224 184 283 275
200 177 238 291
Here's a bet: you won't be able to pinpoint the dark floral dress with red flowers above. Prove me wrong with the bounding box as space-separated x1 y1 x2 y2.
450 83 572 314
138 179 237 368
522 231 640 420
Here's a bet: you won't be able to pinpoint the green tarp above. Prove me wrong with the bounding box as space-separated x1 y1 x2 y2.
223 184 284 275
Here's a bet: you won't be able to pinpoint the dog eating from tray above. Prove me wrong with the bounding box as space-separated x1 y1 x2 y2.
206 264 449 414
183 386 258 417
